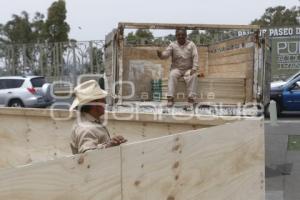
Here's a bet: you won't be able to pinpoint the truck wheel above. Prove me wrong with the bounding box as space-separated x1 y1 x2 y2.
8 99 24 107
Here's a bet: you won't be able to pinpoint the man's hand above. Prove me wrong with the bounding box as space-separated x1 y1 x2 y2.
190 69 196 76
157 50 162 59
106 135 127 147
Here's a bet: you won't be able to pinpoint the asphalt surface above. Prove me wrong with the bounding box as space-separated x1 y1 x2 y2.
265 118 300 200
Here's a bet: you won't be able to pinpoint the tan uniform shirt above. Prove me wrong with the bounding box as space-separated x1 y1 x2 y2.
161 40 199 71
70 113 110 154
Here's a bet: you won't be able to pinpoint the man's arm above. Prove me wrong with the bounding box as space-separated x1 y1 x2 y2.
104 135 127 147
157 44 172 59
76 127 127 153
191 42 199 71
77 129 101 153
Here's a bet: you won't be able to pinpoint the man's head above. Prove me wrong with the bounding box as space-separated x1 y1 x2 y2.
70 80 108 118
80 98 106 118
175 28 187 45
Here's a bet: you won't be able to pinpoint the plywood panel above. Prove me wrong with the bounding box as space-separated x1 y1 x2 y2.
162 78 246 104
0 114 74 170
209 52 254 66
208 48 254 60
107 120 207 143
0 147 121 200
208 62 252 74
0 108 233 169
208 36 254 52
121 119 265 200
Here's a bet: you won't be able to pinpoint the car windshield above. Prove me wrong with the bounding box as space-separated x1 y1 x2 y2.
30 77 45 87
284 72 300 82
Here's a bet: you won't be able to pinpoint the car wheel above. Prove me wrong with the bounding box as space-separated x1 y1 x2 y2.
8 99 24 107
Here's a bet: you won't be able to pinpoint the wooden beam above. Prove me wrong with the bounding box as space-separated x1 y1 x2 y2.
118 22 260 30
0 108 238 126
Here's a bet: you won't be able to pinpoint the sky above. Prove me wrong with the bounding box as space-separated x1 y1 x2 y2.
0 0 299 41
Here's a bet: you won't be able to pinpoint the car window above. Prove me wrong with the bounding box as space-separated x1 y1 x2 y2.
30 77 45 87
0 79 24 89
0 80 5 89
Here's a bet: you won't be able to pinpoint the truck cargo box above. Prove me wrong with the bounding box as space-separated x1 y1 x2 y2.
0 108 264 200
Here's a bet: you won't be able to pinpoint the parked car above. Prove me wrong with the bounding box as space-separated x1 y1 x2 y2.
270 71 300 115
0 76 54 108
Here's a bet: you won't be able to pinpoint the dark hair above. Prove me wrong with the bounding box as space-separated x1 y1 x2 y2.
175 28 187 36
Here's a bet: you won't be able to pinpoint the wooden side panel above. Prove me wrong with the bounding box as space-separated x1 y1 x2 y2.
208 35 254 52
162 77 246 104
0 147 121 200
208 47 254 102
0 108 227 170
208 48 253 77
108 120 207 143
0 114 74 169
121 119 265 200
122 46 208 100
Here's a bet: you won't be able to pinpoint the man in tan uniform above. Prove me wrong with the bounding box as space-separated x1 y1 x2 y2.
157 28 200 108
69 80 127 154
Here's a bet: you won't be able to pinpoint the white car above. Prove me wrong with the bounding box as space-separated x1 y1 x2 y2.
0 76 54 108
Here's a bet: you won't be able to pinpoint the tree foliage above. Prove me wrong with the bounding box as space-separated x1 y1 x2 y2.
0 11 33 44
251 6 300 26
0 0 70 76
126 29 154 44
0 0 70 45
44 0 70 43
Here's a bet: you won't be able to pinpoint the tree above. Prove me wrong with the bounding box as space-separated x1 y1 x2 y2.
31 12 46 43
126 29 154 44
251 6 300 26
44 0 70 43
1 11 33 44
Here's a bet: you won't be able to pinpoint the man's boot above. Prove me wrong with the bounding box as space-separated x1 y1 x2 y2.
184 97 195 111
167 96 174 107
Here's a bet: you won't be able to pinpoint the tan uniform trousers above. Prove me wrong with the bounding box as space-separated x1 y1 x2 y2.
167 68 198 99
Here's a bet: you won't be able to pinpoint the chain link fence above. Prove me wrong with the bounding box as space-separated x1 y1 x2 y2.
0 40 105 84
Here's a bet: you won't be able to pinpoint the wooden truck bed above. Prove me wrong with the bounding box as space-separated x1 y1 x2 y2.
0 108 265 200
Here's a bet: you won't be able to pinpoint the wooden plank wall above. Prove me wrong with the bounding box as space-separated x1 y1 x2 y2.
122 46 208 100
0 108 226 170
207 36 255 102
121 36 255 103
0 119 265 200
162 77 246 104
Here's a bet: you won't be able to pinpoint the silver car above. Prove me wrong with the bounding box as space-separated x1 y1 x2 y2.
0 76 54 108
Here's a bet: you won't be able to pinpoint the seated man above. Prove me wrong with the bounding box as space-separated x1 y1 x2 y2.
157 28 201 108
69 80 127 154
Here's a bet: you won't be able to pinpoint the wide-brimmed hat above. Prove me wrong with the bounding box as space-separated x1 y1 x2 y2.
69 80 107 111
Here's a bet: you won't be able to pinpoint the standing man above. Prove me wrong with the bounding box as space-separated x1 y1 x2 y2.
69 80 127 154
157 28 201 108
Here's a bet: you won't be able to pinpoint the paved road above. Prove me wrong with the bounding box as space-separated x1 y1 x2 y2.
265 119 300 200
